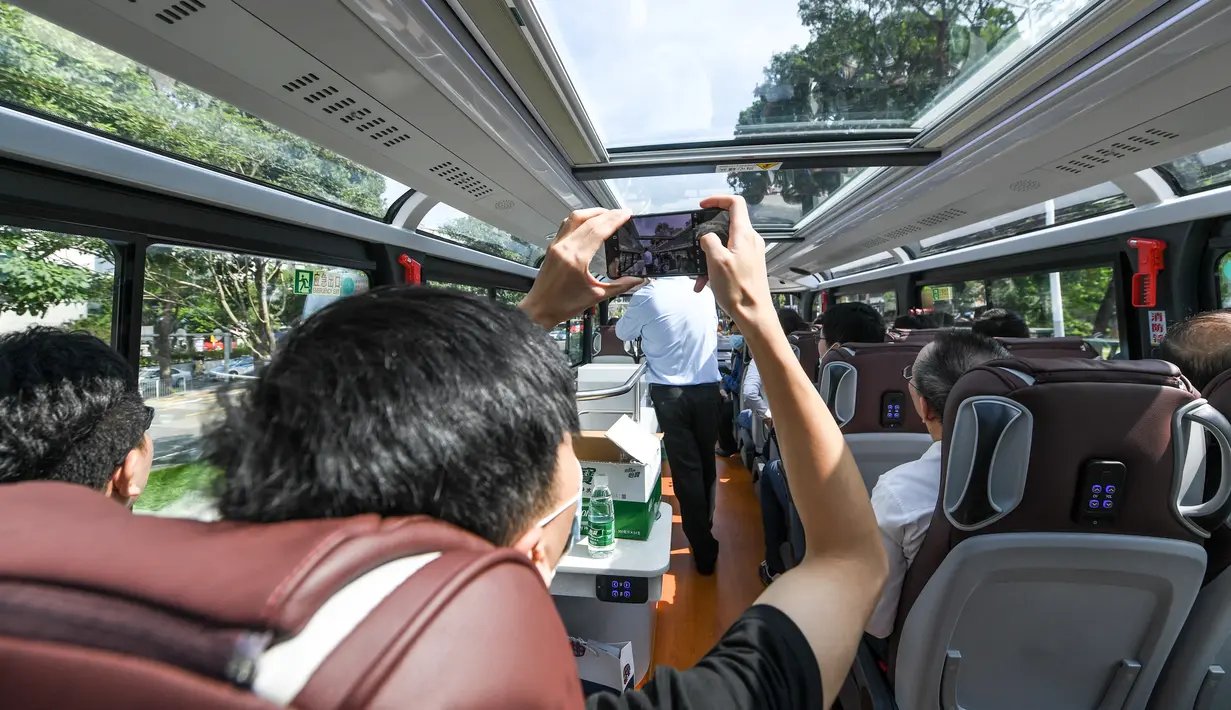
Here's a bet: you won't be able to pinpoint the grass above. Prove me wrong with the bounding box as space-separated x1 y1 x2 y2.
135 461 220 512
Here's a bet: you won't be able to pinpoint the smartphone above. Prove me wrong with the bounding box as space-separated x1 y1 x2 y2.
604 208 727 279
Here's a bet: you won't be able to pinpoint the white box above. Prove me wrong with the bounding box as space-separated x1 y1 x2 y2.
571 637 635 695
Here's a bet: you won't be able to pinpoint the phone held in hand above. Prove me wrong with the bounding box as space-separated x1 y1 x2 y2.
604 208 729 279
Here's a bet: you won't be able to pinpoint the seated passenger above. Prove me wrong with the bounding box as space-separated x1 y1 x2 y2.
204 199 887 709
972 308 1031 338
893 314 929 330
0 327 153 506
1158 309 1231 390
817 302 886 353
740 307 808 435
866 329 1009 639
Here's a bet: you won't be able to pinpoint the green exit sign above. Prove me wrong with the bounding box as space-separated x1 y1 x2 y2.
293 269 315 295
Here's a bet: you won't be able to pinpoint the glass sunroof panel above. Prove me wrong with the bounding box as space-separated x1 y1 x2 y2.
604 168 864 228
1156 141 1231 195
533 0 1100 148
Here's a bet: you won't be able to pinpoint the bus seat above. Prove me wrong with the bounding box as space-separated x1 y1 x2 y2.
998 336 1101 359
888 328 941 343
1151 368 1231 710
592 326 635 364
788 329 821 383
886 358 1226 710
818 342 934 492
0 481 584 710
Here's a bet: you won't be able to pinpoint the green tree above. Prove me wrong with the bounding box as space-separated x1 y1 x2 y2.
431 215 544 266
730 0 1031 208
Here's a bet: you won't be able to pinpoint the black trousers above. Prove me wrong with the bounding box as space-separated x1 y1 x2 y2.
717 393 738 454
651 383 721 562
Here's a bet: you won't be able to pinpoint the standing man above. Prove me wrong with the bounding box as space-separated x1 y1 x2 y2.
617 277 722 574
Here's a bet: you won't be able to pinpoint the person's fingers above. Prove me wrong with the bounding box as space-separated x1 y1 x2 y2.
693 275 709 293
700 195 751 240
555 208 608 240
598 276 643 299
698 232 727 258
573 209 631 253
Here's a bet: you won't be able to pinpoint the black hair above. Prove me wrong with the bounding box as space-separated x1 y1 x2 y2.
819 302 885 344
972 308 1030 339
777 307 808 337
912 329 1009 423
1159 309 1231 391
893 314 929 330
206 286 580 546
0 327 147 489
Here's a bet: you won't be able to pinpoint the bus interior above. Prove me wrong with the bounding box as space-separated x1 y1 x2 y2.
4 0 1231 708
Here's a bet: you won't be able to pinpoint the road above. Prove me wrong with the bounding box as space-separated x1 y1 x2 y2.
148 385 225 466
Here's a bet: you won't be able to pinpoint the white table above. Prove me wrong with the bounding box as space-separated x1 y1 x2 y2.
551 501 672 685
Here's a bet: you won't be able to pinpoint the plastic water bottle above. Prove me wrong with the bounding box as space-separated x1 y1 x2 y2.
588 475 616 558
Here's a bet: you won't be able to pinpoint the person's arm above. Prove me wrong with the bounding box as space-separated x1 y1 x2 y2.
741 360 769 417
697 195 887 709
518 209 641 330
614 293 649 342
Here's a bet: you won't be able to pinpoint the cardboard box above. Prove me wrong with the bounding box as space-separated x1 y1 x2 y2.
575 415 662 541
570 637 635 696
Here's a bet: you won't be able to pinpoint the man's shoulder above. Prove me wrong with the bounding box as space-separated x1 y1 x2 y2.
871 448 942 517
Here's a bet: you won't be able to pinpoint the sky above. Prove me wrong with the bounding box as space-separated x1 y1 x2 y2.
534 0 811 148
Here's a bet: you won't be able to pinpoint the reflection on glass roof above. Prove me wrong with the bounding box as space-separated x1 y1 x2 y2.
419 204 546 267
1156 141 1231 196
533 0 1099 148
0 3 405 218
604 168 864 228
829 251 896 279
918 182 1130 257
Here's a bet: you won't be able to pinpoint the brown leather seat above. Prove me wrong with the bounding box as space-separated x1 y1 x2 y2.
998 336 1100 359
888 358 1224 710
0 482 583 710
888 328 941 343
818 342 933 491
592 326 634 363
788 329 821 383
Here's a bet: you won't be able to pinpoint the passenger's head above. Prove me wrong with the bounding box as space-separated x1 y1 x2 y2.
206 287 582 585
893 314 928 330
908 329 1010 440
972 308 1030 339
0 327 153 505
777 307 808 337
818 302 885 348
607 316 620 328
1159 309 1231 391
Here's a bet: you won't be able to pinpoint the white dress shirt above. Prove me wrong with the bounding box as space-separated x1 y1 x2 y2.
615 278 719 386
741 359 770 418
866 440 943 639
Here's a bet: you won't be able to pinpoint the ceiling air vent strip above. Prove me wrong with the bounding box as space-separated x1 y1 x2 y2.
1054 127 1181 175
156 1 206 25
430 161 494 199
277 73 416 154
281 74 319 92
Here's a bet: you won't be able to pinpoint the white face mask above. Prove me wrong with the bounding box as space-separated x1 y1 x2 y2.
535 466 583 584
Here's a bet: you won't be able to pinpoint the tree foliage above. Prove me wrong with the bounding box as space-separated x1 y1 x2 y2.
430 215 544 266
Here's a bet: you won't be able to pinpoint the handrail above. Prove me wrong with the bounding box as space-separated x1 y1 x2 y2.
576 362 648 402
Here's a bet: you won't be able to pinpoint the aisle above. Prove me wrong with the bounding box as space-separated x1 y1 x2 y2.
650 455 766 673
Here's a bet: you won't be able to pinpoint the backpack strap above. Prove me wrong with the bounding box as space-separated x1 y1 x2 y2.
291 548 519 710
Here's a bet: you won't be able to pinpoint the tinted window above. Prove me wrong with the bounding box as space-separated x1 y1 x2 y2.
420 204 546 267
1157 141 1231 195
0 226 115 340
1218 252 1231 308
837 289 898 323
138 244 368 517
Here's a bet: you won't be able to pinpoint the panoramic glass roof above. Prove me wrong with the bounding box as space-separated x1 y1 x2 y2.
419 203 546 267
533 0 1100 149
604 167 865 228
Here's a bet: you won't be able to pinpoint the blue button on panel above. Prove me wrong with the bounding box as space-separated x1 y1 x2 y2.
1102 500 1114 509
1105 485 1116 495
1089 499 1100 508
1092 485 1102 494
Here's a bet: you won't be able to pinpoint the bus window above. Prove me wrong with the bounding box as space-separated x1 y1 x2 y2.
138 243 368 518
494 289 525 306
428 281 488 297
564 315 585 366
0 225 116 341
836 290 898 323
923 266 1121 356
1217 252 1231 308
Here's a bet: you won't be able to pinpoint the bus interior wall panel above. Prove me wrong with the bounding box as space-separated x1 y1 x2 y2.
794 1 1231 271
15 0 569 245
0 159 377 272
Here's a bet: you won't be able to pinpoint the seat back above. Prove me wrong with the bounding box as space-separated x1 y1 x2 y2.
1151 368 1231 710
592 326 635 364
892 358 1231 710
0 482 583 710
818 342 933 491
788 329 822 383
998 336 1100 360
888 328 941 343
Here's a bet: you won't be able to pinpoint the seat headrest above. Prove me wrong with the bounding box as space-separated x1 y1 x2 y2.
0 482 493 636
1203 368 1231 409
888 328 940 342
997 336 1100 359
818 341 926 434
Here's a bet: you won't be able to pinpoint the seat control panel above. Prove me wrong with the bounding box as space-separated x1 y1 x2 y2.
881 392 906 428
596 575 648 604
1074 459 1126 527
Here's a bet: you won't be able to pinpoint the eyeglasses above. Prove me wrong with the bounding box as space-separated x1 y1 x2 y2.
902 364 914 382
142 406 156 432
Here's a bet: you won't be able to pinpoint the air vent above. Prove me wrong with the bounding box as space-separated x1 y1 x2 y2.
302 86 339 104
918 208 966 228
882 224 922 242
429 161 494 199
495 199 515 210
1010 179 1041 192
1053 127 1181 175
281 73 319 92
155 0 206 24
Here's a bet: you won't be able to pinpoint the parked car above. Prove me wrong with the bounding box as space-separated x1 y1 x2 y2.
210 356 256 378
139 366 191 387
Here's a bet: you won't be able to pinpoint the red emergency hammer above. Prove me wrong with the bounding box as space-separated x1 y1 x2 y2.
1127 238 1165 308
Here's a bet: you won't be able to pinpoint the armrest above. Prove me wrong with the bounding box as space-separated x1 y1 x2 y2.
848 638 898 710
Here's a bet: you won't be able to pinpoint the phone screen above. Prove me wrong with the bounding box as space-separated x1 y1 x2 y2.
604 208 725 279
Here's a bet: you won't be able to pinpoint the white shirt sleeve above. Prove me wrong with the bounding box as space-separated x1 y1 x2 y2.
865 480 912 639
614 292 650 342
741 359 770 416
